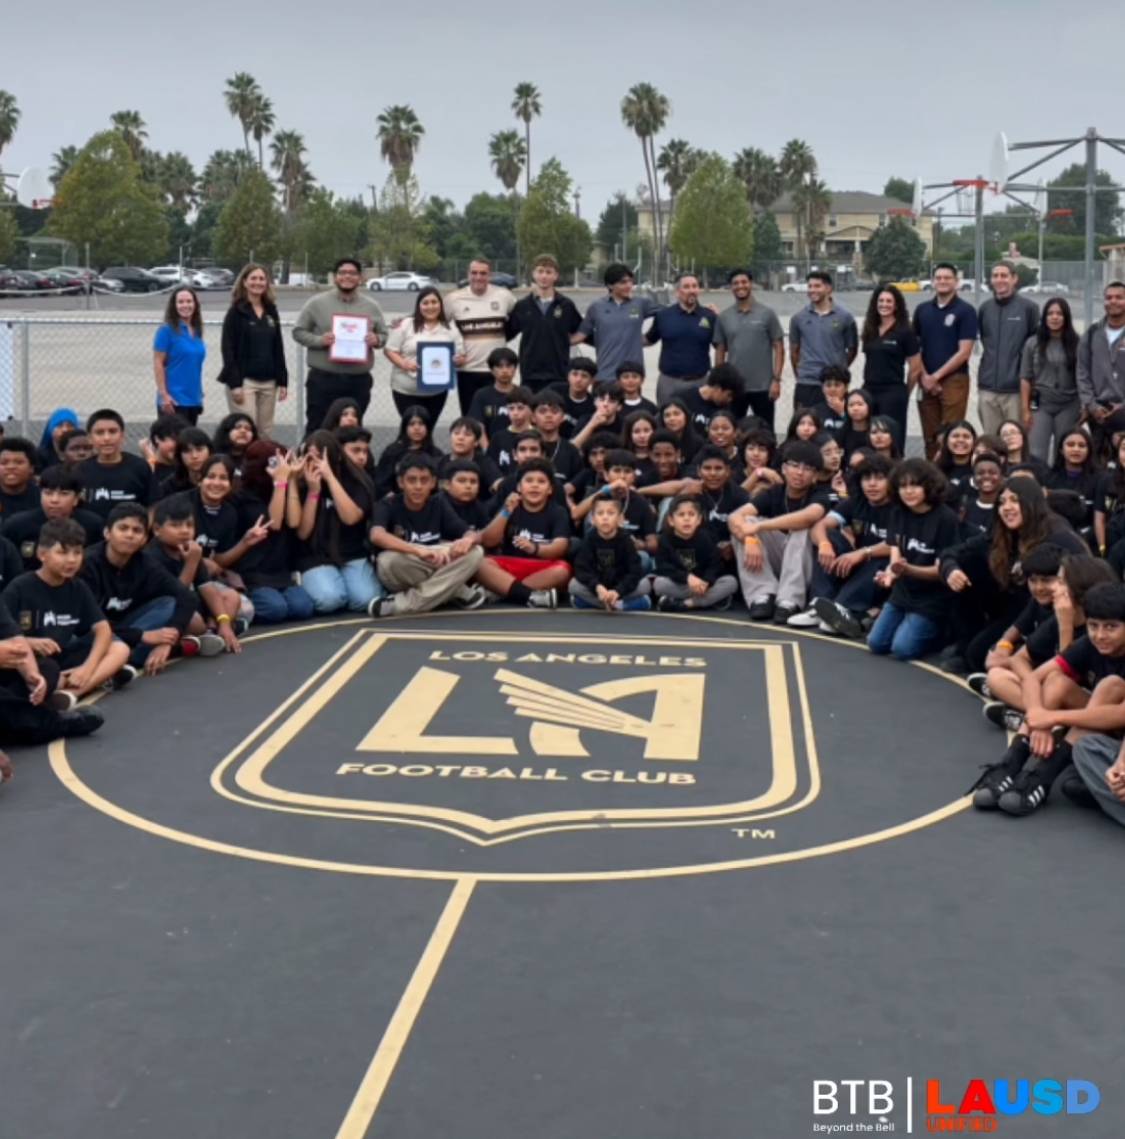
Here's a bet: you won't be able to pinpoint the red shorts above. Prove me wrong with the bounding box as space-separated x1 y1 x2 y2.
489 556 570 582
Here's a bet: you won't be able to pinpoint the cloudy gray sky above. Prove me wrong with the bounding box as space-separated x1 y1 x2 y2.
5 0 1124 220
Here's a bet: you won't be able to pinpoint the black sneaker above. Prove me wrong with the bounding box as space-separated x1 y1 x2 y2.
48 689 77 712
773 602 801 625
713 594 733 612
748 597 775 622
983 702 1024 732
453 584 488 610
55 707 105 739
968 762 1022 810
939 653 969 675
1060 769 1098 809
367 597 396 619
967 673 991 698
111 664 139 691
813 597 864 639
998 765 1054 816
233 617 250 637
656 596 687 613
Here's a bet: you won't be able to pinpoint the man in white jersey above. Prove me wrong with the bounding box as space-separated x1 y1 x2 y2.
445 258 517 415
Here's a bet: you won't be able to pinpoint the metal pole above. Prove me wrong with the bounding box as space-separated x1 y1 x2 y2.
1085 126 1097 327
974 179 985 304
1038 215 1045 281
19 317 30 438
295 344 306 443
622 198 628 264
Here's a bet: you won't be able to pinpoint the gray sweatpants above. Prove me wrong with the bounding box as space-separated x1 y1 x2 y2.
1029 400 1081 466
736 529 813 608
1071 735 1125 828
377 545 484 616
653 575 739 609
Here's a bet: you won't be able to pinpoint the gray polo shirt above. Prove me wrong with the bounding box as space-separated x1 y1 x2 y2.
789 302 858 385
578 294 661 381
713 300 784 391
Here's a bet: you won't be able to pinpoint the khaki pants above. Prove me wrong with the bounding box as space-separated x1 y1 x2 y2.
977 390 1022 437
737 529 814 609
227 379 280 438
918 372 970 459
376 545 484 615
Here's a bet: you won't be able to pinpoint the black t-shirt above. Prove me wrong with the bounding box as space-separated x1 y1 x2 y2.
190 492 242 555
2 507 104 571
1 571 104 647
305 476 374 564
0 534 22 590
699 484 751 543
0 484 40 520
1057 635 1125 690
810 402 848 442
372 494 469 546
944 463 974 501
571 467 607 503
1047 468 1100 526
655 528 725 584
830 496 892 547
751 484 830 531
466 386 512 435
437 452 503 498
862 327 921 388
541 438 584 484
548 383 592 439
678 387 721 432
888 504 963 620
229 494 294 591
0 594 22 640
622 396 659 417
487 428 538 473
499 501 573 557
959 492 997 537
573 529 642 593
1025 613 1075 668
145 541 212 592
840 425 870 460
1014 597 1052 639
490 472 570 514
608 493 657 544
77 454 161 520
443 493 491 531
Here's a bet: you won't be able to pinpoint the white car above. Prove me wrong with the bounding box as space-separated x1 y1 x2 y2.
781 281 809 293
1026 281 1071 295
150 266 216 289
367 271 434 292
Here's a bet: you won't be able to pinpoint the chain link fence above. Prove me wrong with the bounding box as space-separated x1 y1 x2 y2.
0 317 409 451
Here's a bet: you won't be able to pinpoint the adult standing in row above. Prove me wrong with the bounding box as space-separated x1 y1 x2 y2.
384 287 466 422
218 265 288 439
293 258 388 437
647 272 717 406
1077 280 1125 456
1020 297 1080 465
153 288 206 426
912 263 978 459
860 285 921 440
445 259 516 414
574 263 660 383
977 260 1039 435
713 269 784 429
789 271 858 411
507 254 582 394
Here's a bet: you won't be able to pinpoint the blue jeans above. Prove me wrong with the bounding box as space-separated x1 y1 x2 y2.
119 595 177 667
301 558 385 614
867 602 939 662
248 584 315 624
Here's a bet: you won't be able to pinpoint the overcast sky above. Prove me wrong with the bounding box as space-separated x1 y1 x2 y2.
5 0 1125 222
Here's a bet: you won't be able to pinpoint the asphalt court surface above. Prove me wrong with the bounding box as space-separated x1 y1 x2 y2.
4 611 1123 1137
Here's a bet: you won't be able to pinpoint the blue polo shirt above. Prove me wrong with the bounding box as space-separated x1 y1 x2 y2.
646 303 717 379
153 321 206 406
788 303 858 385
578 295 661 381
912 296 978 376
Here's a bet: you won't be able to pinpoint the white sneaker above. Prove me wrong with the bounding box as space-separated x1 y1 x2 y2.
817 620 840 635
528 589 557 609
453 584 488 610
787 607 821 628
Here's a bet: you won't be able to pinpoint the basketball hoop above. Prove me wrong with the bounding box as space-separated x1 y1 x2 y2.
16 168 53 211
1048 208 1074 218
952 178 991 216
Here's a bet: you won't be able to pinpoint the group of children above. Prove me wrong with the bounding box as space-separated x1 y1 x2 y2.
2 351 1125 836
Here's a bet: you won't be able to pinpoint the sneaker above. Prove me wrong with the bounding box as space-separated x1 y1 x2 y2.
748 597 775 622
968 762 1022 810
813 597 865 640
179 636 201 659
1060 769 1098 809
966 673 992 698
48 689 77 713
111 664 138 691
616 596 652 612
939 653 969 675
998 765 1054 816
198 632 226 657
453 584 488 611
786 607 821 628
656 596 687 613
817 620 839 635
367 597 396 619
983 702 1023 732
570 593 597 610
527 589 557 609
233 616 250 637
55 707 105 739
773 602 801 625
713 594 733 612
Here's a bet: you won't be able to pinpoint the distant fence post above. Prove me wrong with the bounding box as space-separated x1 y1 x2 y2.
20 317 31 438
295 345 306 440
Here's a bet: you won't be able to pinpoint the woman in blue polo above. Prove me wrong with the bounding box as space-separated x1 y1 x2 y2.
153 288 206 425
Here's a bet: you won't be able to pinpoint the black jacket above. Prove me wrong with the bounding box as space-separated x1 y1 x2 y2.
507 293 583 383
655 528 726 585
218 301 289 390
574 530 642 594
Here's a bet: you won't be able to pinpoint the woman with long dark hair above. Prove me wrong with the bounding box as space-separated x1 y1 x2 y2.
860 284 921 438
214 412 259 479
320 397 363 433
841 388 875 460
374 405 442 498
658 399 701 463
936 420 977 497
1047 428 1100 534
1020 296 1080 465
153 288 206 425
867 416 902 461
158 427 213 497
292 430 383 614
384 286 466 424
218 264 288 438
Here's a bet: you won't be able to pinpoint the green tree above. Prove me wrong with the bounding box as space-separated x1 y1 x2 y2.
865 216 927 281
290 189 363 276
489 130 526 195
48 130 168 267
668 154 753 274
213 168 283 269
795 178 832 257
621 83 671 266
657 138 700 217
595 193 639 250
190 199 224 260
377 105 425 185
249 94 275 169
516 158 592 277
224 72 262 158
733 147 783 212
368 174 433 271
0 90 21 163
1047 163 1122 237
271 130 311 215
158 152 198 210
752 211 783 268
780 138 818 258
883 176 915 205
109 110 147 163
0 210 19 264
420 197 466 260
200 149 254 203
463 192 519 263
511 83 542 198
50 145 79 188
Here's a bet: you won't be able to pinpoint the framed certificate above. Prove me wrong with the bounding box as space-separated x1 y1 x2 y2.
417 341 455 391
329 314 371 364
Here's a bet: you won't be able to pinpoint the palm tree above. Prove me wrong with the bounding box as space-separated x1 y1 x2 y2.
161 152 198 210
792 178 832 261
249 94 275 169
224 72 262 158
50 144 79 188
489 130 526 195
733 147 783 212
0 90 19 166
271 129 309 213
511 83 542 197
779 138 817 189
110 110 147 162
200 149 255 203
656 138 697 219
621 83 671 271
376 105 425 185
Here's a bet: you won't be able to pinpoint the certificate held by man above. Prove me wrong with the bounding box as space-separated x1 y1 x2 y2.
417 342 456 391
329 314 371 364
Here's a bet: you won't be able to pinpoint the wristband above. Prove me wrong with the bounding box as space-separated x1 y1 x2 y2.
745 536 760 546
275 481 288 489
500 509 511 519
216 614 232 624
818 541 834 552
308 493 320 501
997 640 1015 651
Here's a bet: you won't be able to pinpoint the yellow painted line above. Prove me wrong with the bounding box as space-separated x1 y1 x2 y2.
332 877 475 1139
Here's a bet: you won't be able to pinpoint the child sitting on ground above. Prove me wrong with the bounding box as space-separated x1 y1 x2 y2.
441 460 491 531
568 495 651 612
653 494 739 612
574 449 658 569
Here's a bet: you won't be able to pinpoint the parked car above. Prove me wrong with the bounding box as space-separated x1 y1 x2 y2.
100 266 166 293
1025 281 1071 295
367 271 435 292
0 269 33 297
200 267 235 289
780 281 809 293
41 269 90 290
150 266 217 289
10 269 54 291
455 271 520 289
